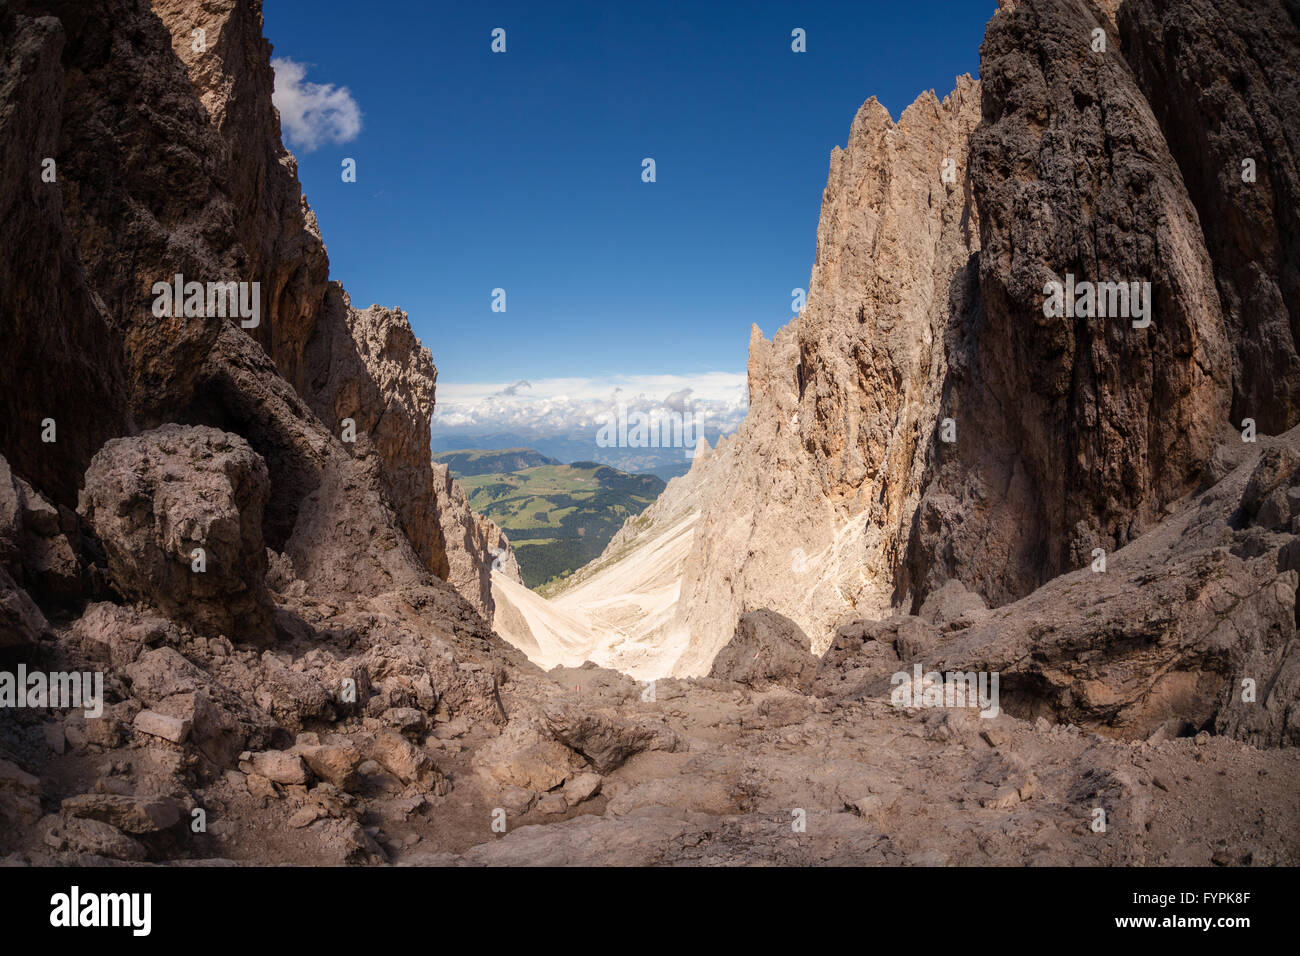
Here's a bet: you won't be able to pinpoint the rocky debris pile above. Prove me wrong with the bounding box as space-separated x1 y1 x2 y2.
813 428 1300 748
1 423 1297 865
428 666 1299 867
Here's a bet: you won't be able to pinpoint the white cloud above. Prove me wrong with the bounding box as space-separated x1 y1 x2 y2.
434 372 749 436
663 388 693 412
271 58 362 153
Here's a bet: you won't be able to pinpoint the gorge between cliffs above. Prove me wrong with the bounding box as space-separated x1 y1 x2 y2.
0 0 1298 873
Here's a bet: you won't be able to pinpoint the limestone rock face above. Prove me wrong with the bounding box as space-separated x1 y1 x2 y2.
566 0 1300 727
78 424 273 639
190 323 432 599
148 0 504 606
0 0 339 566
0 0 503 619
149 0 331 393
302 289 519 614
0 7 129 507
669 76 985 675
432 461 521 618
0 0 530 649
1119 0 1300 434
905 0 1233 607
303 292 443 578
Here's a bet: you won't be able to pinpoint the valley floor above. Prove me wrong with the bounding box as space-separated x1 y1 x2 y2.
492 510 698 679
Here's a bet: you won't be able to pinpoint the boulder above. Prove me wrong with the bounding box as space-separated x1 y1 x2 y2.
471 722 576 792
125 647 214 703
295 740 361 791
382 706 427 737
708 609 818 691
542 703 679 774
1241 445 1300 529
815 615 937 698
246 750 309 786
0 757 42 833
562 771 603 805
252 654 337 730
72 602 181 668
153 691 246 767
0 455 82 605
43 815 146 861
498 785 536 816
61 793 182 834
917 580 989 628
0 565 46 650
370 731 449 794
78 424 273 639
133 709 191 744
536 793 568 815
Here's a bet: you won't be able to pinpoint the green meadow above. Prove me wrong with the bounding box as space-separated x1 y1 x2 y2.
438 456 666 590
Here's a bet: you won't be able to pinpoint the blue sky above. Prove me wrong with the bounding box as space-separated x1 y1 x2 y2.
264 0 989 420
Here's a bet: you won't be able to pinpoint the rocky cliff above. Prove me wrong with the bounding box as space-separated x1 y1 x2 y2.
0 0 534 865
668 77 984 675
567 0 1300 753
906 0 1232 606
0 0 515 615
547 76 986 676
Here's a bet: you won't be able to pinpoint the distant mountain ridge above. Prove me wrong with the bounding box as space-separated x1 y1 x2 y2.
434 447 560 476
430 430 715 482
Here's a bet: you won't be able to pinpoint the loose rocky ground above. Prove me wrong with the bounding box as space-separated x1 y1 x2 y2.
7 635 1296 866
